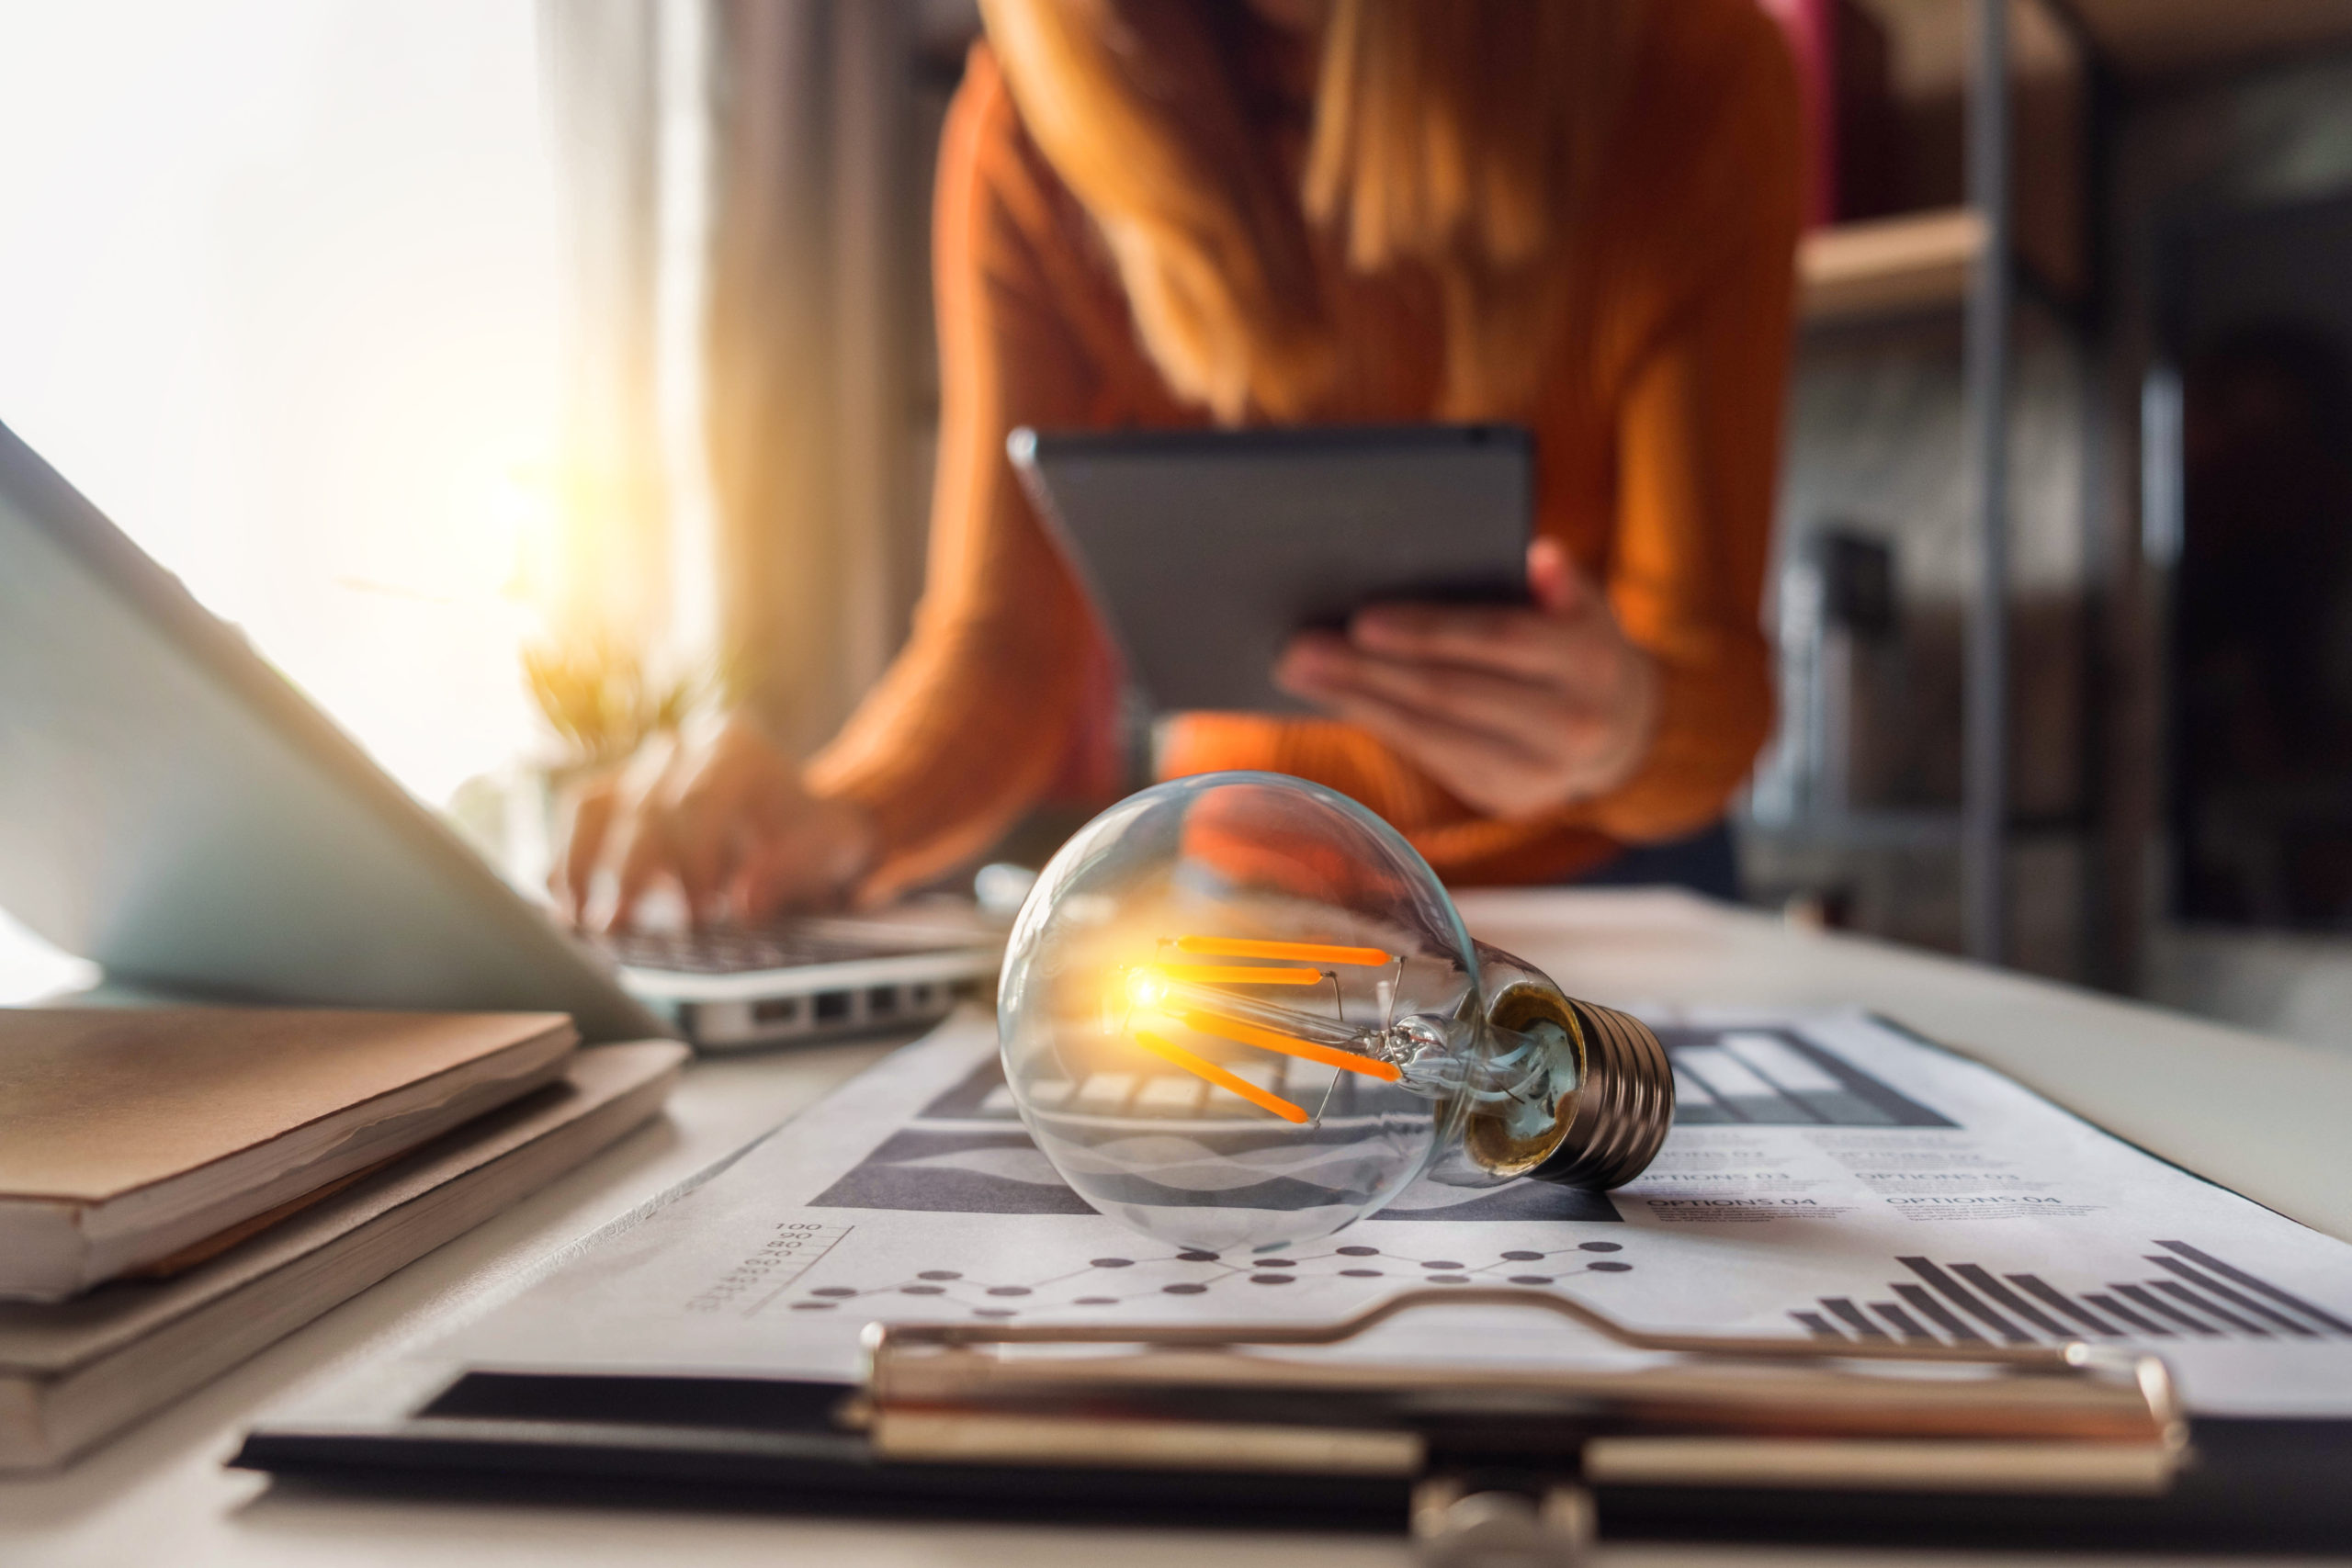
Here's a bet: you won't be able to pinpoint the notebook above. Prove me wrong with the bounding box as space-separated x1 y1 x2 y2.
0 1008 577 1301
0 1039 685 1469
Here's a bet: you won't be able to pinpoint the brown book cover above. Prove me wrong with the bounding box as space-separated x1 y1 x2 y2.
0 1039 686 1469
0 1009 577 1301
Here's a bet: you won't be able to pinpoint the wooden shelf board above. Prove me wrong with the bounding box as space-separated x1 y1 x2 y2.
1799 207 1986 322
2064 0 2352 80
1860 0 2352 90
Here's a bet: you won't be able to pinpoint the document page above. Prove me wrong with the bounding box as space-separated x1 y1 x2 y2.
436 1008 2352 1417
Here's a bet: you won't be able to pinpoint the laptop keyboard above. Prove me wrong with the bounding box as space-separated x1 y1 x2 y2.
595 924 951 976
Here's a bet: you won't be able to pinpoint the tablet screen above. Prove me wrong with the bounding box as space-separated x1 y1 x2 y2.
1012 423 1531 715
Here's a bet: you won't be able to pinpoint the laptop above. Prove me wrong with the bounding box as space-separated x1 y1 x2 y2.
0 418 1000 1050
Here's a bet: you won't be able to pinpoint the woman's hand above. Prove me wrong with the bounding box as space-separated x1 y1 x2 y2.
1273 538 1659 819
552 712 876 931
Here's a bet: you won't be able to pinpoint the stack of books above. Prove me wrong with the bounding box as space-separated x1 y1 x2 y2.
0 1008 684 1469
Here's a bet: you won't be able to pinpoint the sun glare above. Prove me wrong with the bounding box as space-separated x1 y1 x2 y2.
0 0 561 808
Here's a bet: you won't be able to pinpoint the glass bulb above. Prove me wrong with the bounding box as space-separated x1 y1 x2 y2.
998 772 1674 1253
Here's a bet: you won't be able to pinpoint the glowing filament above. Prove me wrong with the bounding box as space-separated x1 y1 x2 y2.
1111 941 1405 1123
1171 936 1393 967
1130 1029 1309 1124
1166 1008 1403 1083
1150 964 1324 987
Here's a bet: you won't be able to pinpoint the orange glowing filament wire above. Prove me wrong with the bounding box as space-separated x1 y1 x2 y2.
1149 964 1325 987
1167 1008 1404 1083
1171 936 1394 967
1129 1028 1309 1123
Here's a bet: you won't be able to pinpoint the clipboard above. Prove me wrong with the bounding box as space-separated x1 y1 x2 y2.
852 1286 2183 1560
232 1282 2352 1556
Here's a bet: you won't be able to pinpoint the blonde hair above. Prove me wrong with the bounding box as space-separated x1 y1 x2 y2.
979 0 1643 423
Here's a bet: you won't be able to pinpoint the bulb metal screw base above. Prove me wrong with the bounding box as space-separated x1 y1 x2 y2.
1528 997 1675 1190
1461 944 1675 1190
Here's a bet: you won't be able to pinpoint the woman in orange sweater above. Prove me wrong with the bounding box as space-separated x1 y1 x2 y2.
560 0 1801 928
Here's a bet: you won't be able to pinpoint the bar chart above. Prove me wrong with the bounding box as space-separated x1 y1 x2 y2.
1653 1026 1954 1129
922 1025 1956 1131
1789 1240 2352 1346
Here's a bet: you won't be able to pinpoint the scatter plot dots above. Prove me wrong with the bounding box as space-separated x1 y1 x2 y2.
791 1240 1637 1315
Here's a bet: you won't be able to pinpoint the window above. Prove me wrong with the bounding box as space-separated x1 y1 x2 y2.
0 0 560 809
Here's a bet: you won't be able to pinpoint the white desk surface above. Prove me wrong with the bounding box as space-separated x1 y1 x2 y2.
6 888 2349 1568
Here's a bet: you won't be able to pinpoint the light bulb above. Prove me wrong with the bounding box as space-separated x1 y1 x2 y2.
998 772 1674 1252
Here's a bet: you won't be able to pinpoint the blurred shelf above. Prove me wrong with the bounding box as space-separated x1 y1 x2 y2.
1747 808 1964 852
1860 0 2352 87
2063 0 2352 81
1797 205 2086 329
1799 208 1985 323
1746 809 2089 852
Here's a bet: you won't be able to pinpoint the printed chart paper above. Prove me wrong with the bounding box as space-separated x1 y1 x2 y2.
435 1009 2352 1417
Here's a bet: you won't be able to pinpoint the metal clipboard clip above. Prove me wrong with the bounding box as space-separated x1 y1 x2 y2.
851 1288 2188 1565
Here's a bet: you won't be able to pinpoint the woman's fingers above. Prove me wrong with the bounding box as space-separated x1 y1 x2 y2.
603 811 672 933
1279 645 1562 807
1281 641 1570 763
665 761 753 922
1348 542 1613 681
594 738 689 931
549 713 876 933
1525 536 1600 616
729 793 878 922
718 787 811 924
556 777 618 917
1345 603 1566 680
730 836 830 924
1280 625 1656 813
1304 683 1567 818
1276 539 1661 818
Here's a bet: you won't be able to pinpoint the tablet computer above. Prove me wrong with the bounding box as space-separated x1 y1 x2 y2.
1009 423 1531 715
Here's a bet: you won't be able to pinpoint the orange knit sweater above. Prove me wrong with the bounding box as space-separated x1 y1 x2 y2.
808 1 1802 896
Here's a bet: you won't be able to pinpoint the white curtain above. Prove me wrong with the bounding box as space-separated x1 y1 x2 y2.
537 0 670 654
537 0 926 756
